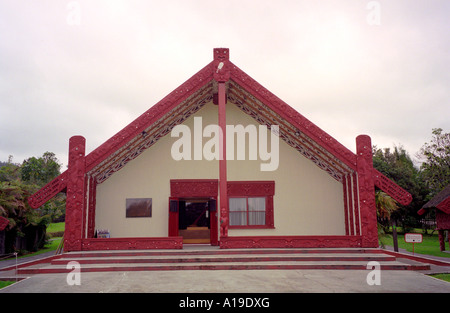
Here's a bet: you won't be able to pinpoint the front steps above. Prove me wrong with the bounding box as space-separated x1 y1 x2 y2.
14 248 431 274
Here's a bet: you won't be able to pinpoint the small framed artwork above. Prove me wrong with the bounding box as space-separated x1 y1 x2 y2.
126 198 152 218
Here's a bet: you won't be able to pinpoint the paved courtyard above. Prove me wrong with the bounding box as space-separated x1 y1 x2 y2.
1 267 450 293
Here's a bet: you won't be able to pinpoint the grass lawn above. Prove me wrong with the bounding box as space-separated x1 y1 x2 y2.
47 222 65 235
380 229 450 259
0 281 16 289
429 273 450 282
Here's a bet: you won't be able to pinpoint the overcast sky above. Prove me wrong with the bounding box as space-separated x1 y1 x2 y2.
0 0 448 169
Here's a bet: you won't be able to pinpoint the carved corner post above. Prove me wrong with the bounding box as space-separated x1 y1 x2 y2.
87 176 97 238
356 135 378 247
64 136 86 251
214 48 230 239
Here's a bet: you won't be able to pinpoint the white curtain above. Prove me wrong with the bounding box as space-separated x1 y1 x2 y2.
248 197 266 225
229 197 266 226
229 198 246 226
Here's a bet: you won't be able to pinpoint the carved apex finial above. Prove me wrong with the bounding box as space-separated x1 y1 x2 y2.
213 48 230 82
213 48 229 61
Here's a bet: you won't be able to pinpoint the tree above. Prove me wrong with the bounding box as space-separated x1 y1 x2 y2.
417 128 450 199
0 180 50 253
21 152 61 185
373 145 427 231
0 152 65 254
20 152 65 221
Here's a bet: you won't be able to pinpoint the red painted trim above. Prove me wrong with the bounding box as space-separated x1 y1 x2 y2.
218 82 229 238
170 179 218 198
343 176 349 235
87 176 97 238
81 237 183 250
168 197 179 237
372 169 412 206
346 175 355 235
28 170 68 209
227 181 275 196
352 172 361 236
220 235 363 249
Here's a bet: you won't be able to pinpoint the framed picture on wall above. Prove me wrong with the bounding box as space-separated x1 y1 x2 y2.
126 198 152 218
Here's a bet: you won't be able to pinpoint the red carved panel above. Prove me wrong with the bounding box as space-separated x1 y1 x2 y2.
220 236 362 249
28 171 68 209
81 237 183 250
436 211 450 230
0 216 9 231
213 48 230 82
356 135 378 248
170 179 218 198
372 169 412 206
227 181 275 197
64 136 86 252
87 176 97 238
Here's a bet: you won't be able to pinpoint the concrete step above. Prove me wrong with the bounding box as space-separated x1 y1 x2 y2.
50 254 397 265
15 248 431 274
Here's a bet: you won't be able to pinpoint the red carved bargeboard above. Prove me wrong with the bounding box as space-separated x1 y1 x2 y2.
220 236 362 249
372 169 412 206
28 171 68 209
81 237 183 250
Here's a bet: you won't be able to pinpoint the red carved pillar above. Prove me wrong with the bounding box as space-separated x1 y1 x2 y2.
356 135 378 247
214 48 230 240
87 176 97 238
64 136 86 251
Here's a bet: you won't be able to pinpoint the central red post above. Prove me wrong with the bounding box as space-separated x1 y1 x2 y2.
218 82 228 237
213 48 230 239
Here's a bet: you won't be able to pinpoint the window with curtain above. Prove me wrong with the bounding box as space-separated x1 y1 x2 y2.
229 197 266 226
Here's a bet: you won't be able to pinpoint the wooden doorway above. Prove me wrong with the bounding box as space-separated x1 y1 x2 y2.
179 199 210 244
169 179 218 246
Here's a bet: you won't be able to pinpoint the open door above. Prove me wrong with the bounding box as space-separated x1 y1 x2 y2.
168 197 179 237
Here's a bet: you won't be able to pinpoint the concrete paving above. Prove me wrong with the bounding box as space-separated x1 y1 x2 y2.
1 247 450 293
1 268 450 293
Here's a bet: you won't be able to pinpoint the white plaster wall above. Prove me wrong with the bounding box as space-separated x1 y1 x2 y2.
94 101 345 238
226 103 346 236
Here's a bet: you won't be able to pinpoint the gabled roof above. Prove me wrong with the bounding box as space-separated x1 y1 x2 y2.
418 184 450 215
28 48 412 209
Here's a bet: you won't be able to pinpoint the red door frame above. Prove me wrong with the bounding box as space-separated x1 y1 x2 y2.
169 179 219 245
168 197 179 237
